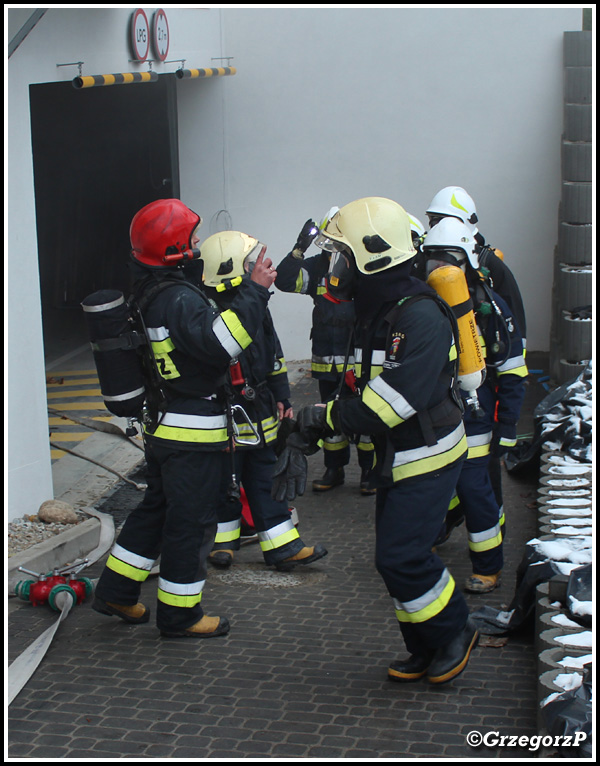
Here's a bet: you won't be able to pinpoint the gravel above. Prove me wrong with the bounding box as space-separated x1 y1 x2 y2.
7 512 90 557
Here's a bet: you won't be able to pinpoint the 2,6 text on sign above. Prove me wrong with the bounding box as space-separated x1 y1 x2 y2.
152 9 170 61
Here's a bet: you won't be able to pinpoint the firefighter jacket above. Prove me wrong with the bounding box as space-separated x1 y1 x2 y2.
475 238 527 347
275 250 355 380
203 285 291 449
464 281 527 455
325 288 467 486
134 269 272 451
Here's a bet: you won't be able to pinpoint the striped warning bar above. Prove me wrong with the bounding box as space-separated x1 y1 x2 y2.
175 67 237 79
73 71 158 89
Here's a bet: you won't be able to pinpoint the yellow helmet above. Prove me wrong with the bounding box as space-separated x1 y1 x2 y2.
200 231 265 287
320 197 416 274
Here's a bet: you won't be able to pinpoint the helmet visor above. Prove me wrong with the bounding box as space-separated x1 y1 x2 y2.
243 242 267 275
314 233 347 253
424 248 466 277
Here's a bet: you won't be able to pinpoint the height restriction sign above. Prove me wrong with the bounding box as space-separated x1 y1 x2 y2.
152 9 170 61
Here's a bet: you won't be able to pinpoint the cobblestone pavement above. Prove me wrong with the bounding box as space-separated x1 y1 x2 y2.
7 362 548 760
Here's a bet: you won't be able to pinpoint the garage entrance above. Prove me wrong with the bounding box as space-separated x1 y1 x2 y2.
29 74 180 363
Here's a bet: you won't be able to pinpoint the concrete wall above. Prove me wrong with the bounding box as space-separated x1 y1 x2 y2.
181 6 583 360
7 7 582 522
6 8 225 522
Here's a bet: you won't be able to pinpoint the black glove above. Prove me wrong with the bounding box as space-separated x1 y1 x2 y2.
292 219 318 257
295 404 330 453
491 422 518 458
271 434 309 502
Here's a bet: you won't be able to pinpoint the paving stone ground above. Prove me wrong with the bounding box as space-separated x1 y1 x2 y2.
7 358 548 760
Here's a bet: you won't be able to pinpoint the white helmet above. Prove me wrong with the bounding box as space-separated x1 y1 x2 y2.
422 218 479 269
426 186 478 235
319 197 416 274
318 206 340 232
407 212 426 244
200 230 265 287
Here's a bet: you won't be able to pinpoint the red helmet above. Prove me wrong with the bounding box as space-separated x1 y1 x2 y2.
130 199 202 268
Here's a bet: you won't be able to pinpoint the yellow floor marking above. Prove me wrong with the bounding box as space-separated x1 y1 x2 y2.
48 416 113 425
47 389 103 399
48 402 109 411
51 449 67 459
46 369 97 376
47 432 92 442
47 377 100 387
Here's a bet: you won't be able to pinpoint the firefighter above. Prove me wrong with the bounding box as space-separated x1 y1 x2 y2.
92 199 276 638
423 186 527 347
274 210 375 495
198 230 328 571
422 218 527 593
272 197 479 685
423 185 527 520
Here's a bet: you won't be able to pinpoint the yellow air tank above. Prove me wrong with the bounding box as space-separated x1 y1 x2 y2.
494 248 504 261
427 264 486 415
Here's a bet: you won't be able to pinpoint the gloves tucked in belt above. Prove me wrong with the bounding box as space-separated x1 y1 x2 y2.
491 422 518 458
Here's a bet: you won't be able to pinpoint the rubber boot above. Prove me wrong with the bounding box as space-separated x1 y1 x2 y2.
312 467 344 492
92 597 150 624
427 618 479 684
160 614 230 639
275 544 328 572
208 549 234 568
388 650 435 682
360 467 376 496
464 571 501 594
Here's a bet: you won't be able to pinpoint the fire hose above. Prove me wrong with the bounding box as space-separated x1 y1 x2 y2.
8 506 115 705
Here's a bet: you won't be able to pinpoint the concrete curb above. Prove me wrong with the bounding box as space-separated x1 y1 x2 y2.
8 517 101 593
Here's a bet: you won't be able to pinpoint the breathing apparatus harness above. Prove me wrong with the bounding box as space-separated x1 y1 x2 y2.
471 270 513 369
204 277 263 501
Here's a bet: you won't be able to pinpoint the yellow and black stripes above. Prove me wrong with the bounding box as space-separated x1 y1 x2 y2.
47 369 115 460
73 71 158 89
175 67 236 79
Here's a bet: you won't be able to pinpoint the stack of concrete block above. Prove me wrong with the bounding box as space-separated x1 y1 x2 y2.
534 447 593 737
549 31 593 385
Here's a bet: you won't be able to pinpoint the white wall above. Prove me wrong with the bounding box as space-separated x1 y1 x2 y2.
7 7 582 522
6 8 224 522
188 6 581 361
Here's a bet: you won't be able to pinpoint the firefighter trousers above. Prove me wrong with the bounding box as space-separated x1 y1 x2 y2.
94 440 225 633
318 378 374 471
375 457 470 655
212 446 305 565
456 453 504 576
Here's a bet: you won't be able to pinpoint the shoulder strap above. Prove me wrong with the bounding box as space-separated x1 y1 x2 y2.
384 293 463 447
